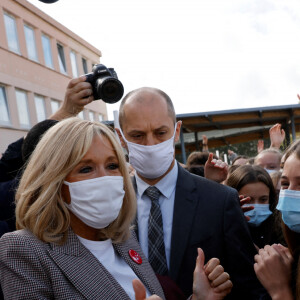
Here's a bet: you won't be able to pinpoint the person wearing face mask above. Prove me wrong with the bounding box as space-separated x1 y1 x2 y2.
115 87 267 299
254 148 282 174
226 165 285 249
253 139 300 300
0 118 233 300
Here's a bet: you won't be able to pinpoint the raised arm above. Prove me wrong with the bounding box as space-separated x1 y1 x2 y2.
204 153 228 183
49 76 93 121
269 124 285 149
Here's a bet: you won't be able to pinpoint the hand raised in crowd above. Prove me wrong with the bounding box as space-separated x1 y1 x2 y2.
204 153 228 183
254 244 294 300
239 195 254 221
192 248 232 300
257 140 264 154
269 123 285 149
132 279 162 300
49 76 94 121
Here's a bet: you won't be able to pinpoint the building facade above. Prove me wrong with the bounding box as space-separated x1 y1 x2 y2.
0 0 107 155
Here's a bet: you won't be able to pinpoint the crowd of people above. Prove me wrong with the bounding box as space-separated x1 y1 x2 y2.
0 75 298 299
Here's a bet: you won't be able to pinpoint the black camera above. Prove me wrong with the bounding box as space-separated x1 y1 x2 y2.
85 64 124 104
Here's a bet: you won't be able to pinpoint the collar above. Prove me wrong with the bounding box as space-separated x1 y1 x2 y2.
136 161 178 199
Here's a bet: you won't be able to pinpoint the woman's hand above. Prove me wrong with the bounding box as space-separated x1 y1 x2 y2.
132 279 162 300
254 244 294 300
192 248 232 300
239 195 253 221
204 153 228 183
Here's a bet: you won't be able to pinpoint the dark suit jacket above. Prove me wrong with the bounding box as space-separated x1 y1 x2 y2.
134 163 268 300
0 229 166 300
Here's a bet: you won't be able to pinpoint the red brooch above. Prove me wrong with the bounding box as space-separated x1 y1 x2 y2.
129 249 142 264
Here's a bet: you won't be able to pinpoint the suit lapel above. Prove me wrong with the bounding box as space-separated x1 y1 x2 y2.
48 230 130 300
169 163 199 282
113 233 166 300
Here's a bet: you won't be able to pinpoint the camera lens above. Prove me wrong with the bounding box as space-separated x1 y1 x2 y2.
96 77 124 104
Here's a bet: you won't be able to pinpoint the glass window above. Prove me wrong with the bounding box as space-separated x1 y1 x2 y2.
98 114 103 122
78 111 84 119
0 86 10 125
15 90 30 127
24 24 38 61
42 34 53 68
70 50 78 77
82 57 88 74
51 99 60 113
89 111 95 121
34 95 46 122
4 13 20 54
57 43 67 74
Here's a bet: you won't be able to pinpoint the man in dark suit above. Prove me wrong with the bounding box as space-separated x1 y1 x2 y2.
116 87 267 299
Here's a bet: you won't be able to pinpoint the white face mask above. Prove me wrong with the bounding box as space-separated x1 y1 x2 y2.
119 123 178 179
64 176 125 229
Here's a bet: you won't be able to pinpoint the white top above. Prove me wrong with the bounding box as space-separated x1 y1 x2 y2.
77 236 151 299
136 161 178 268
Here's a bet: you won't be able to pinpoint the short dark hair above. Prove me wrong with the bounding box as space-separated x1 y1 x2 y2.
186 151 218 167
118 87 176 129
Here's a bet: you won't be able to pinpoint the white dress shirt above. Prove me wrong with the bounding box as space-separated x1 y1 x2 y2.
136 162 178 268
77 236 151 299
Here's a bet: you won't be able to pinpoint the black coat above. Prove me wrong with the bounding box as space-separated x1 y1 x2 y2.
134 163 268 299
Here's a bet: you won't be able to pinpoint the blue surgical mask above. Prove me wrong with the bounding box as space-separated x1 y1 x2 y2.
265 169 277 175
277 189 300 233
244 204 272 227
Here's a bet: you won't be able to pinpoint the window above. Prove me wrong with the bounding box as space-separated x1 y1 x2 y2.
4 13 20 54
70 50 78 77
0 86 10 125
82 58 88 74
51 99 60 113
42 34 53 68
89 111 95 121
34 95 46 122
15 90 30 127
78 111 84 119
57 43 67 74
98 114 103 122
24 24 38 61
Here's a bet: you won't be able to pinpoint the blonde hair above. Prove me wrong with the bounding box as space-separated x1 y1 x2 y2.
16 117 136 244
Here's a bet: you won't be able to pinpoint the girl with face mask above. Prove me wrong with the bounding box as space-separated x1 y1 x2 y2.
0 118 232 300
226 165 285 249
253 140 300 300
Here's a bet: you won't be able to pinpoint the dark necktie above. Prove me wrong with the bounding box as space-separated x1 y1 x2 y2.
145 186 168 275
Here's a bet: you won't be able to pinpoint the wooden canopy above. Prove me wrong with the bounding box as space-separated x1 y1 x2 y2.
175 104 300 161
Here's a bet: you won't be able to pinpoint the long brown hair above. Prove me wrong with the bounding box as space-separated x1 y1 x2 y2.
281 139 300 299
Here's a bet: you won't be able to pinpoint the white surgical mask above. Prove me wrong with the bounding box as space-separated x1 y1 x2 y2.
64 176 125 229
277 189 300 233
244 204 272 227
119 123 178 179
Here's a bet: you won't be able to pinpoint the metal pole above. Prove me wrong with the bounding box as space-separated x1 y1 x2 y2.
194 132 199 151
180 128 187 164
291 111 296 141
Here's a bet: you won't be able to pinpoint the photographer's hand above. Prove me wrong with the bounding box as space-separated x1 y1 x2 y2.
49 76 94 121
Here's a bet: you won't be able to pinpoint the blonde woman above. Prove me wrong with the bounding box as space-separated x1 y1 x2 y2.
0 118 232 300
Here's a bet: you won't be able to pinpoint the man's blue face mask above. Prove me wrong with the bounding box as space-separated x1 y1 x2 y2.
244 204 272 227
277 189 300 233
